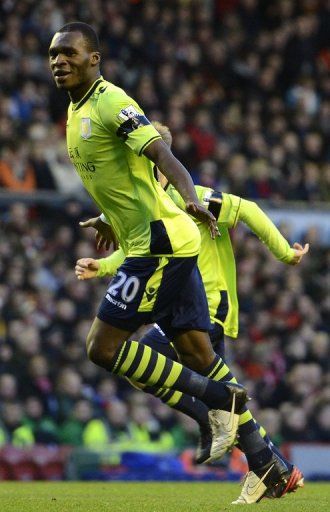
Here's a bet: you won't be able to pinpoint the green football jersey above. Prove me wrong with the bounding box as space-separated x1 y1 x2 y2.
66 77 200 257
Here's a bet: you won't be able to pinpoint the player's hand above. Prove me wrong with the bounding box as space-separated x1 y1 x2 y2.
75 258 100 280
290 243 310 265
186 201 219 239
79 216 118 251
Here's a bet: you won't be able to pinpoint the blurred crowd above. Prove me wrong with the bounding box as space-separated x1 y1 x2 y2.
0 0 329 201
0 0 329 454
0 201 329 451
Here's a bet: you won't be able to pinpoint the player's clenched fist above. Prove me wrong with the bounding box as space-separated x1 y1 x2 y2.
75 258 100 280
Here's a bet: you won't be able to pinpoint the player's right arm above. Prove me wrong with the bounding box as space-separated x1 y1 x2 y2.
75 247 126 280
219 193 309 265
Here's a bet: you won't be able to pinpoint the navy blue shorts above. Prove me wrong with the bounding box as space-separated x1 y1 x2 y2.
97 255 211 333
141 322 225 360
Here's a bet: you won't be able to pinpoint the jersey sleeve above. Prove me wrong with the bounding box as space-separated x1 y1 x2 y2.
217 193 242 228
96 247 126 277
97 89 161 155
234 196 295 264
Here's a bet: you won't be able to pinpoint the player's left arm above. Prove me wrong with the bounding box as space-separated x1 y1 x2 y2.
144 140 218 238
97 91 218 238
231 195 309 265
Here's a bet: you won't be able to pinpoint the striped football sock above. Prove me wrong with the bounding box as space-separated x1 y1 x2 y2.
108 340 231 409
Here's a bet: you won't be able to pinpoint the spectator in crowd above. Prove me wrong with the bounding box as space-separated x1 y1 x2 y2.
0 374 18 403
59 399 93 446
0 402 34 447
0 143 36 192
23 396 58 444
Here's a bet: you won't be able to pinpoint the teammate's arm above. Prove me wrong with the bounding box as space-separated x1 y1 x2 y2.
144 140 218 238
79 215 118 250
226 195 309 265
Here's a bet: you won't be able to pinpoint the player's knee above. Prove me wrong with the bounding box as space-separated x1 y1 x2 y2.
86 334 103 365
86 331 116 367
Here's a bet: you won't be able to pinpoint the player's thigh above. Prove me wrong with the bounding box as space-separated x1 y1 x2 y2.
159 259 211 334
86 317 132 365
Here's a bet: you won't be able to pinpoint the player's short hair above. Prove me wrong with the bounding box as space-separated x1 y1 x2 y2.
152 121 173 148
58 22 100 52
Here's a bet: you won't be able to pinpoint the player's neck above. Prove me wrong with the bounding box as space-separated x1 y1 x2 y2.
69 74 101 104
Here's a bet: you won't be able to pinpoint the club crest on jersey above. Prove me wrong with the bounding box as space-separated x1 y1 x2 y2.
81 118 92 139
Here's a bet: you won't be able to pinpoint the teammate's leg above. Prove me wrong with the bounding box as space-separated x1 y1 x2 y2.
137 324 274 466
139 323 292 472
122 322 253 462
126 318 302 501
207 324 304 503
180 326 303 501
209 325 301 476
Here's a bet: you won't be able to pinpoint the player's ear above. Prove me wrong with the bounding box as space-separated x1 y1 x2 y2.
91 52 101 67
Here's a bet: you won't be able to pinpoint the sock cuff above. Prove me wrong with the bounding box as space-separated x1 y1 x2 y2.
108 339 131 373
238 409 254 426
200 355 221 377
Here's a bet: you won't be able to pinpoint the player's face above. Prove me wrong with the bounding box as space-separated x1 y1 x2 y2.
49 31 98 91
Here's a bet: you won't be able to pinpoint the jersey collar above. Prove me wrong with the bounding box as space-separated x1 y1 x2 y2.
72 77 104 111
